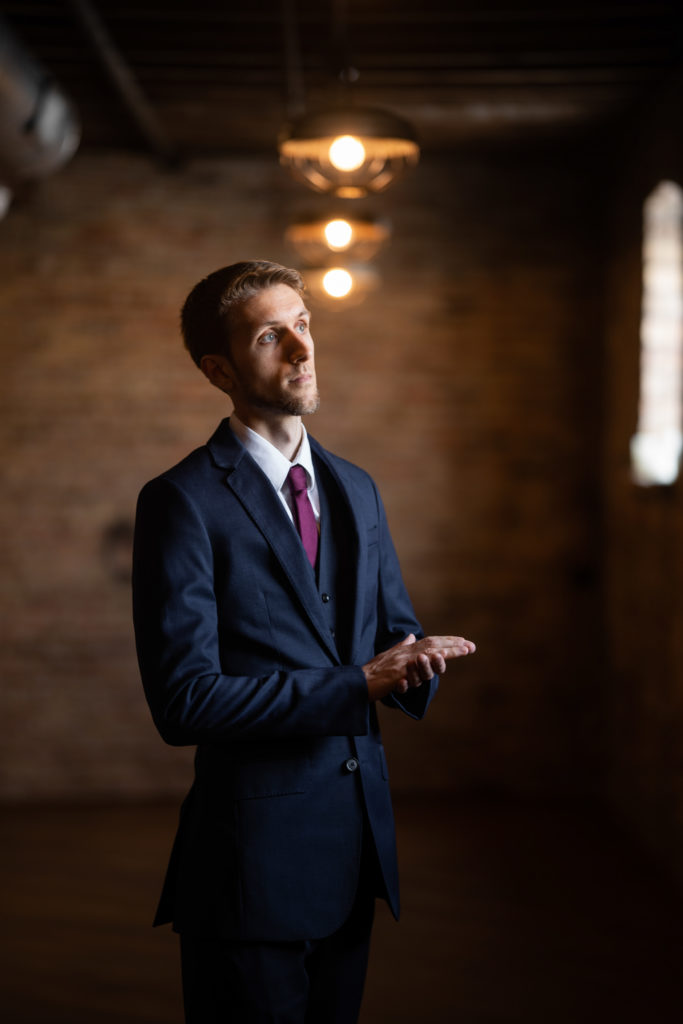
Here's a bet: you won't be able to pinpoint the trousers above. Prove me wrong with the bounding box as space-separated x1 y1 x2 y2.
180 811 385 1024
180 880 375 1024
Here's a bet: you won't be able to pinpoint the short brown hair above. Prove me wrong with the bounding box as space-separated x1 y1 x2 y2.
180 260 306 367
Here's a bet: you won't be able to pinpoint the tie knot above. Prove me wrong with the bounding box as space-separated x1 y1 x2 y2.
288 464 308 496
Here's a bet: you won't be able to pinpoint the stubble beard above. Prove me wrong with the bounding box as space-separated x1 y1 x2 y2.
282 390 320 417
243 385 320 418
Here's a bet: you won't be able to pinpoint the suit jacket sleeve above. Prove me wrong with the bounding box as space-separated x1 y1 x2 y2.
133 475 370 746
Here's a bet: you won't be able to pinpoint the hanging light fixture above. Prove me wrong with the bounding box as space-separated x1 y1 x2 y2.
278 1 419 198
279 105 419 198
284 212 390 264
302 262 380 308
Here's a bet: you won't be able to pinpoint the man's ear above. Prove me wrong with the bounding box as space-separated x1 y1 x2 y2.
200 353 234 394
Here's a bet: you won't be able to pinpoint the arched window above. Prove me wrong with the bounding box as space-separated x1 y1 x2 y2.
630 180 683 486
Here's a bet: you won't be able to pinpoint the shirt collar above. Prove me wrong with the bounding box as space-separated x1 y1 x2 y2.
229 415 316 493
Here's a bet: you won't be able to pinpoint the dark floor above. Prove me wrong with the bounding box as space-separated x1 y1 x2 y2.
1 796 682 1023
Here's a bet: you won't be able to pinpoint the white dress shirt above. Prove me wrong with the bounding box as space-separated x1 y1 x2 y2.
229 415 320 524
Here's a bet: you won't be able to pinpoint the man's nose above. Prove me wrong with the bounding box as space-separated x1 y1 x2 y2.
285 329 313 361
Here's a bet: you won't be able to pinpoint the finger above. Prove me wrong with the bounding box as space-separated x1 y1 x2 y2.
427 653 446 675
396 633 416 649
416 652 434 681
419 645 469 662
394 678 409 694
427 641 476 660
405 662 421 687
418 635 476 653
406 663 427 687
456 639 476 655
417 635 467 649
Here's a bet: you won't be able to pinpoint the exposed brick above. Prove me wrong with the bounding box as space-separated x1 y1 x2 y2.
0 146 606 800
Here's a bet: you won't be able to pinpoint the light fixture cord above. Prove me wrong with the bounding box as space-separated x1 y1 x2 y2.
281 0 306 119
331 0 358 99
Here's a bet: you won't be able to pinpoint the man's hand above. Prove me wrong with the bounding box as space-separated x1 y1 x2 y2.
362 633 476 702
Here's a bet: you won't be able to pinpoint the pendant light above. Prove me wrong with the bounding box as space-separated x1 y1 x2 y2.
278 1 419 198
302 263 380 308
279 105 419 198
284 212 390 264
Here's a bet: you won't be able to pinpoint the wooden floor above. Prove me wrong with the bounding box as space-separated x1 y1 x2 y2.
2 796 682 1023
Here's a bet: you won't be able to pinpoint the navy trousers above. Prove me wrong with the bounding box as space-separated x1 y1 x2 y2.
180 890 374 1024
179 811 385 1024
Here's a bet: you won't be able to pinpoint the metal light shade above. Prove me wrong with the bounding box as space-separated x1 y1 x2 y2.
279 106 419 198
284 214 390 264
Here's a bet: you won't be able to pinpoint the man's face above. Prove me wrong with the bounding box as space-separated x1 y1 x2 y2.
221 283 319 420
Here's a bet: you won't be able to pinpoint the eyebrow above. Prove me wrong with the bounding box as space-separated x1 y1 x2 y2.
257 308 310 329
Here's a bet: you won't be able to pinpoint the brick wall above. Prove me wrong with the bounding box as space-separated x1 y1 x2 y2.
0 142 609 799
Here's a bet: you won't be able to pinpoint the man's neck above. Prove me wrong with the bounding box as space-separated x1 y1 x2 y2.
232 410 303 461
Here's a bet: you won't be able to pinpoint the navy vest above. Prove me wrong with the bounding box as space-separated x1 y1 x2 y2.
313 454 356 666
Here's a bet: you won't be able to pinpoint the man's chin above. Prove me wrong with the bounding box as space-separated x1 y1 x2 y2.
285 396 320 417
242 387 320 418
283 388 320 417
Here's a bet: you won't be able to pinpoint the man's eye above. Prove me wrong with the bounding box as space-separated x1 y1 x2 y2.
260 331 277 344
296 322 308 333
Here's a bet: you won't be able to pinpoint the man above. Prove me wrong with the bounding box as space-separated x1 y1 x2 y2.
132 260 475 1023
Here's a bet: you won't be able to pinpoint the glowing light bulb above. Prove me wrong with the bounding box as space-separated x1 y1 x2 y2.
323 268 353 298
328 135 365 172
324 219 353 250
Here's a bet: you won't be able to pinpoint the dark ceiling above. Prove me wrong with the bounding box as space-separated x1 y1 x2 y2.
2 0 683 163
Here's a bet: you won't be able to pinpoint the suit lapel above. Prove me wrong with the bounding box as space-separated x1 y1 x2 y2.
207 420 339 663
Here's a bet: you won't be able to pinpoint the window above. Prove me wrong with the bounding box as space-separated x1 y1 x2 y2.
630 180 683 486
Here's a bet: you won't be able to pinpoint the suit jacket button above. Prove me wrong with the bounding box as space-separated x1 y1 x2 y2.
321 593 331 603
344 758 359 773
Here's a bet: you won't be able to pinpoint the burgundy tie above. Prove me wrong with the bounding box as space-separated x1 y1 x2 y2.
287 465 319 568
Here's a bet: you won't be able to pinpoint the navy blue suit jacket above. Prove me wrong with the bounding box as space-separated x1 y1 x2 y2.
133 418 437 941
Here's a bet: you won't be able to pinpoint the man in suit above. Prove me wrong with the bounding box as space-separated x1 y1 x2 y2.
132 260 475 1023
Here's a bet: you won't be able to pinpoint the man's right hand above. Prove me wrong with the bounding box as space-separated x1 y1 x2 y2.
362 633 476 702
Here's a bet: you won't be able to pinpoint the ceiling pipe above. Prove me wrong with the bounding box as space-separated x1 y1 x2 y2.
69 0 178 166
0 17 80 191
